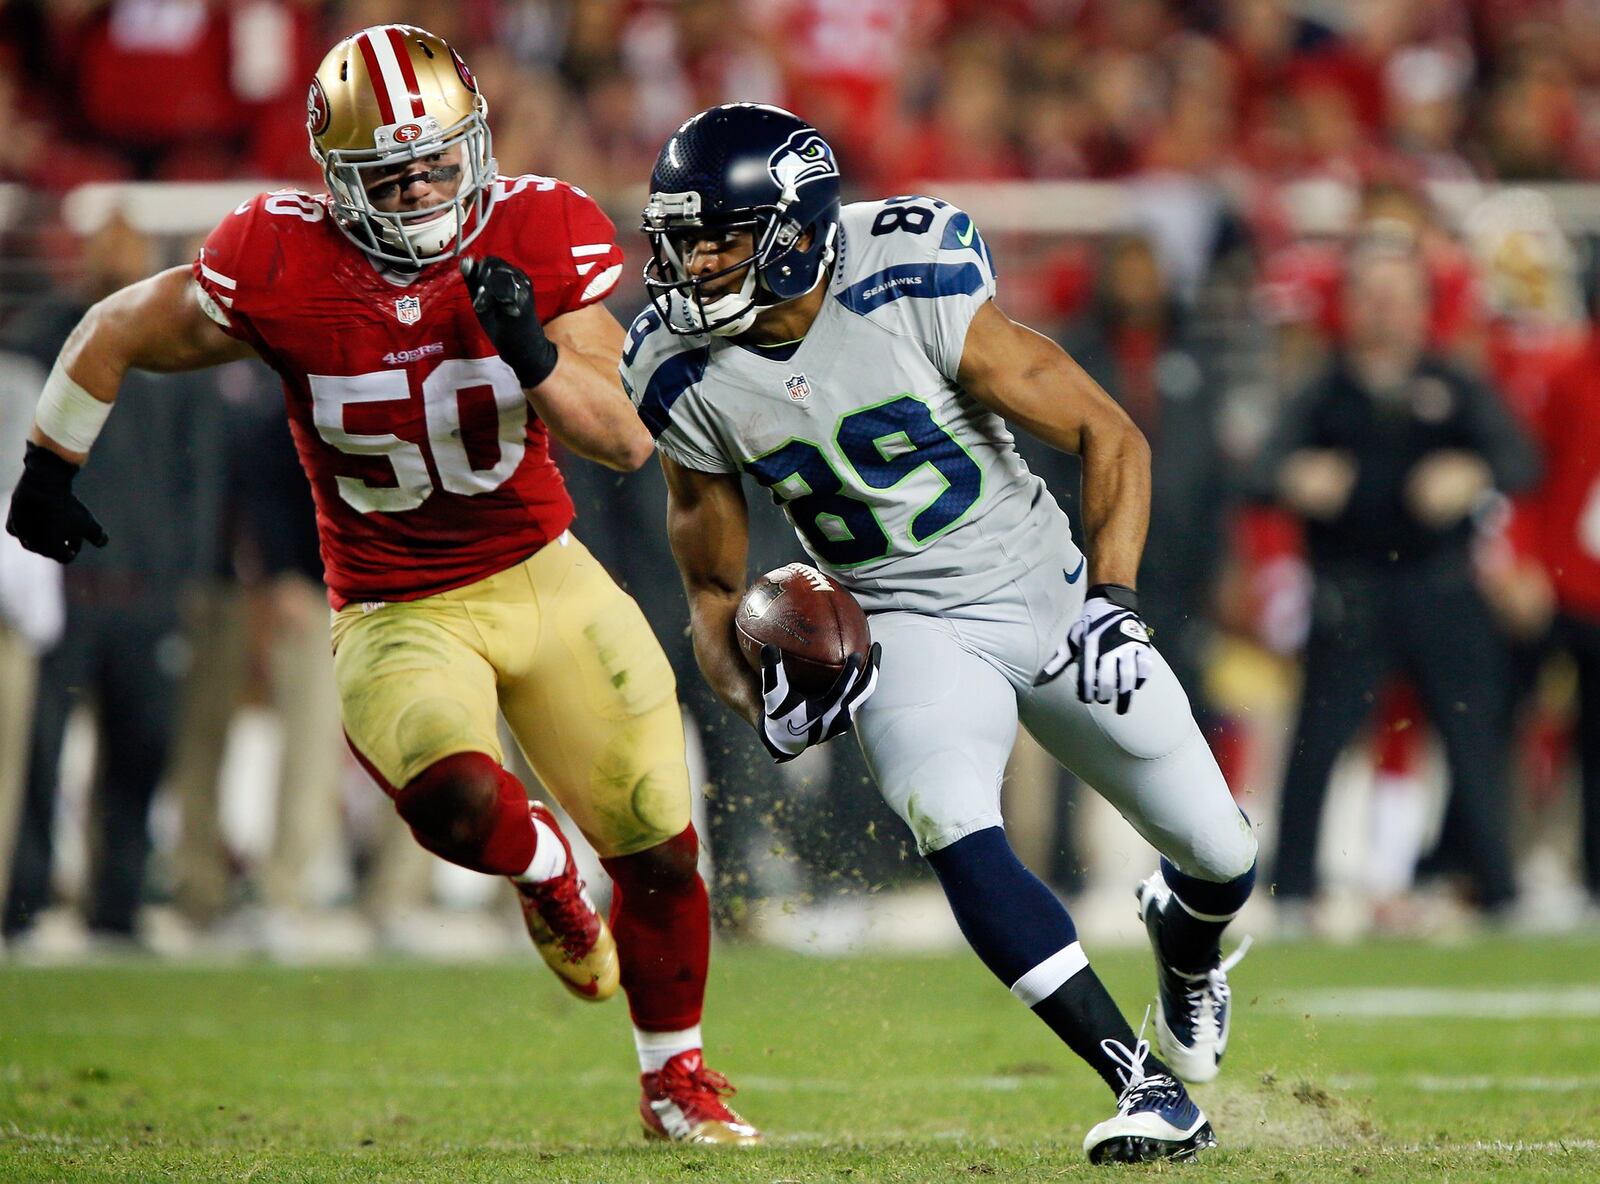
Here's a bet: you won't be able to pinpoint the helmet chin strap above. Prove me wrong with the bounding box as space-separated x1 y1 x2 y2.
692 267 760 336
398 205 461 257
677 219 835 336
370 150 489 264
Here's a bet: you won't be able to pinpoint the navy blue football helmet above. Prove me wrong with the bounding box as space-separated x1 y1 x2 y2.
643 103 841 336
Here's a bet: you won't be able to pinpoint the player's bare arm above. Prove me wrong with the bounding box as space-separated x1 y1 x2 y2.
9 265 254 561
29 265 254 464
461 256 650 472
956 300 1151 590
660 453 762 725
534 302 653 471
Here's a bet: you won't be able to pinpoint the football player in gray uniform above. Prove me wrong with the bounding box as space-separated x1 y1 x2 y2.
621 103 1257 1164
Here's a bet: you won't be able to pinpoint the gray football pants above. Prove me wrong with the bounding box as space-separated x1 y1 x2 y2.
853 541 1257 884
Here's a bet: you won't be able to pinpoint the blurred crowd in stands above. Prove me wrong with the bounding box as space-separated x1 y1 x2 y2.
15 1 1600 193
2 0 1600 959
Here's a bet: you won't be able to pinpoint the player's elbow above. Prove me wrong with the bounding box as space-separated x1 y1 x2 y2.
608 429 654 472
571 417 653 471
1090 407 1150 471
1121 419 1152 469
592 440 652 473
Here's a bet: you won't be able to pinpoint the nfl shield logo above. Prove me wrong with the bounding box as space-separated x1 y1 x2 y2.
395 295 421 325
784 373 811 402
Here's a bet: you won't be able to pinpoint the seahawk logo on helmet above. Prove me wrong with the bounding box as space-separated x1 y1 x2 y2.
769 130 838 193
642 104 842 338
306 24 497 269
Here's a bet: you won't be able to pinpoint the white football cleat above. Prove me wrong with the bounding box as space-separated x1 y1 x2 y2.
1083 1032 1216 1164
1136 870 1251 1084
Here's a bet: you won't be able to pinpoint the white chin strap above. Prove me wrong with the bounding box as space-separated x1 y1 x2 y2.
395 205 461 258
706 243 832 335
377 152 482 261
689 267 760 336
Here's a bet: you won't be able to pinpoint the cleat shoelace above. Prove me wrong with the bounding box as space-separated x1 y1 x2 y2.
1119 1075 1189 1114
659 1059 740 1119
1177 935 1253 1043
524 874 600 960
1101 1007 1191 1116
1102 1006 1160 1110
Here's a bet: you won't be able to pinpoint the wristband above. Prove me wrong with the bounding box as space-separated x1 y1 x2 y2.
509 337 559 389
35 361 112 454
1086 583 1139 612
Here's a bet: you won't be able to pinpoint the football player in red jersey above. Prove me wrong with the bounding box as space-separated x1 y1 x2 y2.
4 25 759 1146
1511 335 1600 918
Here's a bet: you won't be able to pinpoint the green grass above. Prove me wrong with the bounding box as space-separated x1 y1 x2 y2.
2 936 1598 1181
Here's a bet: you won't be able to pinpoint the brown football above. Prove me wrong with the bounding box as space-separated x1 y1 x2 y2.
735 563 872 695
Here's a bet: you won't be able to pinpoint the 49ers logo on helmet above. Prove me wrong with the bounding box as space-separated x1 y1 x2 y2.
393 123 424 144
450 47 477 93
307 78 330 136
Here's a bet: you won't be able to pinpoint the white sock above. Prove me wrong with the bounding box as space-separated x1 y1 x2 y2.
513 817 569 885
1366 773 1428 896
635 1024 702 1074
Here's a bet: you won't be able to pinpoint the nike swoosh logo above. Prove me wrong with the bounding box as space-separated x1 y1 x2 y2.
956 219 976 247
1063 557 1085 584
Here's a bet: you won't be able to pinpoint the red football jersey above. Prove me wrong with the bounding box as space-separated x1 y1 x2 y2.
1522 336 1600 619
192 176 625 608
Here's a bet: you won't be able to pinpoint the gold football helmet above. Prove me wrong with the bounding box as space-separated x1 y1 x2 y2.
307 24 496 268
1464 188 1583 326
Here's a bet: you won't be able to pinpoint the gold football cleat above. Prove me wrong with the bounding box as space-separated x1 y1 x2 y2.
515 802 619 1001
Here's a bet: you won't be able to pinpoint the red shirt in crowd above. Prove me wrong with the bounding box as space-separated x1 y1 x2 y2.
1517 332 1600 620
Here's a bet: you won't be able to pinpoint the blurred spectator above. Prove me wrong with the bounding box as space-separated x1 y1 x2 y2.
879 55 1026 191
618 0 780 146
1012 233 1231 888
2 215 226 946
1462 187 1588 424
1415 189 1589 906
47 0 321 182
1063 234 1229 716
757 0 938 184
0 349 63 937
1514 327 1600 916
1248 234 1540 922
165 361 349 944
10 0 1600 199
1257 181 1483 386
1385 43 1477 182
1478 50 1585 180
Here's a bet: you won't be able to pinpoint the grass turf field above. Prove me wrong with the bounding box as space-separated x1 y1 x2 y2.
2 934 1598 1182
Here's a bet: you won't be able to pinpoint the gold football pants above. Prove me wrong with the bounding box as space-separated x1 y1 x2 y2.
331 533 691 858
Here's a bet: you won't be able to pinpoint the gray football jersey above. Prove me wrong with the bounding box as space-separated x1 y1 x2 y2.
622 197 1075 613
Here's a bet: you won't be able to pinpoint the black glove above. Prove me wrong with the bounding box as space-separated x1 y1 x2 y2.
5 441 109 563
757 642 882 762
460 255 559 388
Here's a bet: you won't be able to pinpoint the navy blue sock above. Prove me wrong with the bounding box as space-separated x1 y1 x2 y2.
927 827 1167 1094
1156 855 1256 974
925 826 1079 985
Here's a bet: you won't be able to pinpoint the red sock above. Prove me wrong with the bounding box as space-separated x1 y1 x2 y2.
600 825 709 1032
390 752 537 877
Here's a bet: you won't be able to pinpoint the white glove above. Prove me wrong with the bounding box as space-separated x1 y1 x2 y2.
758 642 882 762
1036 584 1154 714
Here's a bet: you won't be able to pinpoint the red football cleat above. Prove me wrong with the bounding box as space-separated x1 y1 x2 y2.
515 802 619 1002
640 1050 762 1145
